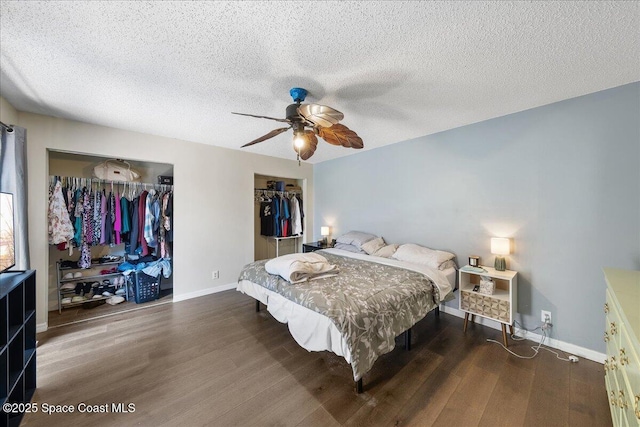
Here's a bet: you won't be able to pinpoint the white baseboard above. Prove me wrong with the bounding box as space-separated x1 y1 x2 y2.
172 282 237 303
439 305 606 364
37 322 48 333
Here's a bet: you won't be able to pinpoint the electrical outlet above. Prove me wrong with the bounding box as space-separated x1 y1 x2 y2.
212 270 220 280
541 310 552 324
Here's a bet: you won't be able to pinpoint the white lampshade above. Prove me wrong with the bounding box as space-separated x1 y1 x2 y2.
321 226 330 237
491 237 510 255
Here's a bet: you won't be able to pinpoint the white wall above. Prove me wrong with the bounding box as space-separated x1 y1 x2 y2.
0 96 18 124
17 112 313 328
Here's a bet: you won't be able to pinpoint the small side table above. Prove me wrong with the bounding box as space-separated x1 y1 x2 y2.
459 266 518 347
302 242 332 253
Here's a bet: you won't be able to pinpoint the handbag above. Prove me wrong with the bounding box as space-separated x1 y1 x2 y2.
93 159 141 182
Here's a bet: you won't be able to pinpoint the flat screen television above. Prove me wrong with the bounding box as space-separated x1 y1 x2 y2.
0 192 16 273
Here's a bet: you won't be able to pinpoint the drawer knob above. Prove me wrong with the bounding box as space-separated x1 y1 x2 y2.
604 331 609 342
620 348 629 366
610 391 617 406
610 322 617 335
604 303 609 313
618 390 628 409
610 356 618 370
634 394 639 420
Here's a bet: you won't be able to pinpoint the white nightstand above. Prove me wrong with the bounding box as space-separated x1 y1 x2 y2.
459 266 518 347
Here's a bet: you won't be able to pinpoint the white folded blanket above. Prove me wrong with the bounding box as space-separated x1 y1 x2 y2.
265 253 339 284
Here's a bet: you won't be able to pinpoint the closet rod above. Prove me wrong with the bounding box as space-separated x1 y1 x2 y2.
49 175 174 189
0 121 14 132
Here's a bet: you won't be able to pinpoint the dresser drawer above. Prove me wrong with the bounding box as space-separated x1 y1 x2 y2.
620 324 640 425
460 291 510 323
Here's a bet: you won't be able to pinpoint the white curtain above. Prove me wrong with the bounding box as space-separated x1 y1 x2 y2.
0 125 30 269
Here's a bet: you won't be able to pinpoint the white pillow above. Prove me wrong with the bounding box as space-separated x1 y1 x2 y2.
373 244 399 258
335 231 378 249
361 237 385 255
392 243 455 269
334 242 366 253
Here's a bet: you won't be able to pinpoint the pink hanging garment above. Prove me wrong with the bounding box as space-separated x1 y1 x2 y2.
100 190 107 244
114 192 122 244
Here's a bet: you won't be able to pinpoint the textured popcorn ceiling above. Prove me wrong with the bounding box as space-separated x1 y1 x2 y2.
1 1 638 163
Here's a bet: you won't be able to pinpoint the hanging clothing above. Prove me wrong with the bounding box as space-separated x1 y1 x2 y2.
48 181 75 245
114 193 122 244
138 191 149 256
93 189 102 244
290 195 302 236
144 190 157 248
280 195 290 237
272 196 281 237
120 196 131 235
100 190 108 244
260 201 274 236
129 196 140 255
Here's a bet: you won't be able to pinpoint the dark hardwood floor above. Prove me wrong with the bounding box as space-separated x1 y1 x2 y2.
23 290 611 426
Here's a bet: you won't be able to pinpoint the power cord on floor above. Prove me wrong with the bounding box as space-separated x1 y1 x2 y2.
486 320 575 362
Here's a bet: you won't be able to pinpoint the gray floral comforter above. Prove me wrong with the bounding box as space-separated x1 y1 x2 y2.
238 251 451 381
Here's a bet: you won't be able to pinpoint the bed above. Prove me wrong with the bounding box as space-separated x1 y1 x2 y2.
237 247 456 392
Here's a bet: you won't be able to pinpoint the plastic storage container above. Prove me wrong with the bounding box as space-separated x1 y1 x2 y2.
130 271 161 303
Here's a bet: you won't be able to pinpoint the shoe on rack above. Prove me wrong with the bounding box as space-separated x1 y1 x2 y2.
102 291 112 297
60 283 76 291
115 288 126 296
83 283 92 294
106 296 125 305
73 272 83 278
61 297 72 305
74 283 84 294
63 272 74 279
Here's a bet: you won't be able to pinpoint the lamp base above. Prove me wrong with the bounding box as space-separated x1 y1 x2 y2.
494 256 506 271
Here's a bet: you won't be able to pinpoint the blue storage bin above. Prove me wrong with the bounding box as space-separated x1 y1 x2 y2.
131 271 161 303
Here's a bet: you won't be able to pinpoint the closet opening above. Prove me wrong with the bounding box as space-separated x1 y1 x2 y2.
254 174 305 261
47 150 174 328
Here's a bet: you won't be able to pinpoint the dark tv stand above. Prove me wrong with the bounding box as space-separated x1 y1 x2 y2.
0 270 37 427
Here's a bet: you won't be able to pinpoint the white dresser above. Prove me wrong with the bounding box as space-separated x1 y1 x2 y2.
603 268 640 426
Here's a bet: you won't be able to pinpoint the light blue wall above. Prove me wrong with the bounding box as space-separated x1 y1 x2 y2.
314 82 640 353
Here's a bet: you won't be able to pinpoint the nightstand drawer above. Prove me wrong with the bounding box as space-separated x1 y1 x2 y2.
460 290 510 323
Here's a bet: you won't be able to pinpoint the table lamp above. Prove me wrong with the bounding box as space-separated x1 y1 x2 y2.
491 237 510 271
321 226 330 246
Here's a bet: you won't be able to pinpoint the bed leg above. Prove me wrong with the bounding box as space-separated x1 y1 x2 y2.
435 306 440 318
356 379 363 394
255 300 260 312
405 328 412 351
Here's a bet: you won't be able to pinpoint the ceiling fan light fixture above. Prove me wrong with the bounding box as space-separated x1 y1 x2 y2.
293 134 305 149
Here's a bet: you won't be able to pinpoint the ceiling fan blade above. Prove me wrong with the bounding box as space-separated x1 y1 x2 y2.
232 112 291 123
316 124 364 149
297 104 344 128
292 130 318 160
241 127 291 148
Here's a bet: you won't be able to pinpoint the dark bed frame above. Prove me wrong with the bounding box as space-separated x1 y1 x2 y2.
254 299 440 393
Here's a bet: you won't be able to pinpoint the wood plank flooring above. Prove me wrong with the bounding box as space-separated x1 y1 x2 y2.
48 290 174 328
23 290 611 427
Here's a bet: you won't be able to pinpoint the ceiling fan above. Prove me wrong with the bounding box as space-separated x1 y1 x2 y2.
233 87 363 162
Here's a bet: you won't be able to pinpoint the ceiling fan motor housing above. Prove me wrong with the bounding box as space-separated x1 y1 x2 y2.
289 87 308 103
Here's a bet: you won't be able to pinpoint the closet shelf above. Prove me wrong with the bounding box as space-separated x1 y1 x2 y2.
59 271 123 283
60 295 117 308
59 260 121 270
